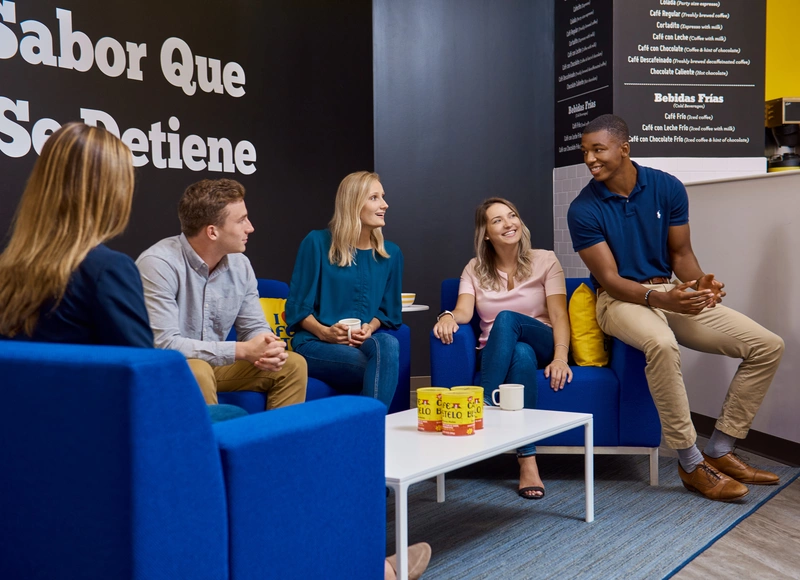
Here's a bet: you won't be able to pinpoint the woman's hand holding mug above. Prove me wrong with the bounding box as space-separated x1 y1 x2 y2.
349 323 373 346
323 322 350 344
338 318 362 345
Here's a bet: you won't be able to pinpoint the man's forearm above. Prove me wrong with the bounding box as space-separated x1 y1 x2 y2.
153 329 236 366
670 252 704 285
144 297 237 365
237 327 273 344
595 274 655 305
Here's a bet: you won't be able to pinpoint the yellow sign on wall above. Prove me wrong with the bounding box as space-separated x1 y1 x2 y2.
766 0 800 100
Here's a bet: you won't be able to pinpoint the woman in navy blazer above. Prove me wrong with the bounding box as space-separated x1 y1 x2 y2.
0 122 152 347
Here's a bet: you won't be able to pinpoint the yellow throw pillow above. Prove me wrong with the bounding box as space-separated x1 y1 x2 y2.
568 283 609 367
259 298 294 351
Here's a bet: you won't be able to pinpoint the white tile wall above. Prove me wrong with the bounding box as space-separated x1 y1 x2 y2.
552 157 767 279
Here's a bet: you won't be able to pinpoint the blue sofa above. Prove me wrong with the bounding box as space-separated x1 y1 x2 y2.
430 277 662 484
0 341 386 580
221 278 411 414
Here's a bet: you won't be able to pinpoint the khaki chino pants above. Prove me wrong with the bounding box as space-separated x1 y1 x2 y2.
188 351 307 410
596 283 784 449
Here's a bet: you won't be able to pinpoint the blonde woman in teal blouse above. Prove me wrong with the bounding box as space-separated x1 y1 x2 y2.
286 171 403 407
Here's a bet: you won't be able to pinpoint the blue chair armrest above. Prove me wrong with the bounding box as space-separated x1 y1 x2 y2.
0 344 228 580
430 325 478 387
609 337 662 446
213 396 386 580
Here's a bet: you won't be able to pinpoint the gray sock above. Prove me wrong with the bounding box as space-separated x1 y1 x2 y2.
677 445 704 473
704 429 736 459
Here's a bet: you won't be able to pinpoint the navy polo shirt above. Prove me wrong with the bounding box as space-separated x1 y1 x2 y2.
567 162 689 289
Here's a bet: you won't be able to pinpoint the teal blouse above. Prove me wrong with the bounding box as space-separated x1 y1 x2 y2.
286 229 403 351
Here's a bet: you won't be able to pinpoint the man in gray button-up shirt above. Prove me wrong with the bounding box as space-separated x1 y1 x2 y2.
136 178 307 409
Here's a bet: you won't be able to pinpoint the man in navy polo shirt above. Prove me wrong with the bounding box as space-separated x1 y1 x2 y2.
568 114 784 502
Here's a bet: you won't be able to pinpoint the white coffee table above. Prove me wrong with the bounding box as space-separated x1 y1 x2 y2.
385 407 593 580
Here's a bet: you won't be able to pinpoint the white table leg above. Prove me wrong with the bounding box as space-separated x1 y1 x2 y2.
394 482 409 580
649 448 659 486
584 418 594 523
436 473 445 503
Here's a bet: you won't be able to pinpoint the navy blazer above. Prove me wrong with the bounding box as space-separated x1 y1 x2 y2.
5 244 153 348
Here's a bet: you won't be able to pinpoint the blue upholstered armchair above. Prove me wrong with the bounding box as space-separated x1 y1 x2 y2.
221 278 411 414
0 341 386 580
430 277 663 484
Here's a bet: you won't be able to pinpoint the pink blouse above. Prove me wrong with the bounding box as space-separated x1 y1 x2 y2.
458 250 566 348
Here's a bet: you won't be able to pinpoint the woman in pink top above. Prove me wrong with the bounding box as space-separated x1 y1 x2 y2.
433 197 573 499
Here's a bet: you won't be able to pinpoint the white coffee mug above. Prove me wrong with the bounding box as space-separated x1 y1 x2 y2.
338 318 362 341
491 384 525 411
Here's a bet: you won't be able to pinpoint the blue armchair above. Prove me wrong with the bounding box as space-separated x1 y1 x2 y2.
430 277 662 484
221 278 411 414
0 341 386 580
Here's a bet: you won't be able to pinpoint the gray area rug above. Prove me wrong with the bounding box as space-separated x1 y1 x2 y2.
386 454 800 579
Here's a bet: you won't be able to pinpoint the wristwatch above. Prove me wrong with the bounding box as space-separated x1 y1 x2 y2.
436 310 455 321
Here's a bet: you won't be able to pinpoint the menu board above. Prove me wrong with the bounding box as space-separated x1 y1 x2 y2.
613 0 765 157
555 0 614 167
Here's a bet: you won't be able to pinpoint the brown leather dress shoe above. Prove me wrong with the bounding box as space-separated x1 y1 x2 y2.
678 461 749 502
703 452 780 485
386 542 432 580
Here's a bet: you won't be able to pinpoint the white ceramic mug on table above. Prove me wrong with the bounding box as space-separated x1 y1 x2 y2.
491 383 525 411
338 318 362 341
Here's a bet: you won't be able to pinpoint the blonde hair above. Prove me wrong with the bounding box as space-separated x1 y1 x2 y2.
328 171 390 267
473 197 533 291
0 122 135 337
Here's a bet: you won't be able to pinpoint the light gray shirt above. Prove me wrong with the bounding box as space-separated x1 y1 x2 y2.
136 234 271 366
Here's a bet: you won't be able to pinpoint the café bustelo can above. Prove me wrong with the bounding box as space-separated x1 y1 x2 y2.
451 386 483 429
441 390 475 436
416 387 450 432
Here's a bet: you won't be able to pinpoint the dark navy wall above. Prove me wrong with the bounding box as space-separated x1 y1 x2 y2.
0 0 374 282
373 0 555 375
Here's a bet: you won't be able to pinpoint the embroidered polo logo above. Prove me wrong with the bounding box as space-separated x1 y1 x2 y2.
657 210 662 219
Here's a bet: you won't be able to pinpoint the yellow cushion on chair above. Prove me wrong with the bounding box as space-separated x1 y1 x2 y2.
568 283 609 367
259 298 294 351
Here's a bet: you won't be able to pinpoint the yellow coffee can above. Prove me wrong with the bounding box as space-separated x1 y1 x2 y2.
441 390 475 436
416 387 450 432
451 386 483 429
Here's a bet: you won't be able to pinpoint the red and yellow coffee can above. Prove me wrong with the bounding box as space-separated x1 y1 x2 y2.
451 386 483 429
416 387 450 432
441 390 475 436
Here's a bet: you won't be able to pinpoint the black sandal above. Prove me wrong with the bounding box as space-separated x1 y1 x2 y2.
518 486 545 500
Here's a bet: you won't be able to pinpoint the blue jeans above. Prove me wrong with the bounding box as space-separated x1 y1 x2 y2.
295 332 399 408
480 310 555 457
